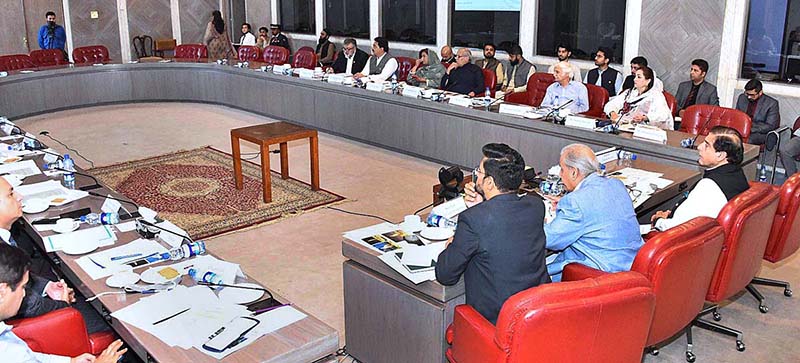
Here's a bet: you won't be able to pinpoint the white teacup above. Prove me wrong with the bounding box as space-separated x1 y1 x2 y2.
55 218 77 233
400 215 424 233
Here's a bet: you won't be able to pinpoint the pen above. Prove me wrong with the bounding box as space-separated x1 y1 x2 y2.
110 253 142 261
152 307 190 325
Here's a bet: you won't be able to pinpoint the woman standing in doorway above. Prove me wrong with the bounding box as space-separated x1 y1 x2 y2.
204 10 237 61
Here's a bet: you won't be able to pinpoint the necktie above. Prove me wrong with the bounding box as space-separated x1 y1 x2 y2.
685 85 698 107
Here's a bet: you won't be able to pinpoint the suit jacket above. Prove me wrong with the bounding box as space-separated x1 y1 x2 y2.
675 80 720 110
331 48 368 74
14 273 68 319
544 173 643 281
736 93 781 134
436 193 550 324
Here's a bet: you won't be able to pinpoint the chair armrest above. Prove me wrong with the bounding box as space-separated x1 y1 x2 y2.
88 331 117 356
9 307 93 357
447 305 503 363
643 230 662 241
561 263 607 281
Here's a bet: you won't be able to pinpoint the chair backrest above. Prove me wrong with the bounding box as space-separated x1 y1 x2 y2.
708 182 779 302
263 45 290 65
527 73 555 107
630 217 725 346
174 43 208 59
0 54 37 71
29 49 68 67
10 308 93 357
131 35 153 59
238 45 262 62
680 105 753 140
765 173 800 262
291 49 318 70
793 116 800 132
494 272 654 363
298 46 314 53
154 38 177 52
71 45 110 64
583 83 609 117
482 68 497 97
664 91 678 116
395 56 415 82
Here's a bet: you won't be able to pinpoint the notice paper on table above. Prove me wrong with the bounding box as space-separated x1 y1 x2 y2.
400 242 446 266
343 222 407 255
76 238 169 280
16 180 88 205
156 219 189 248
0 159 41 178
44 224 116 253
379 246 437 284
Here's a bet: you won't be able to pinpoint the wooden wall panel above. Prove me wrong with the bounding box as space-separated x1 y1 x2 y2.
0 0 28 54
23 0 64 52
179 0 219 45
127 0 172 56
68 0 121 61
246 0 271 29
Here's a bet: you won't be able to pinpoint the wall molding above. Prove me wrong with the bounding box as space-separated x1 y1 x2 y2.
171 0 182 44
117 0 131 62
62 0 74 61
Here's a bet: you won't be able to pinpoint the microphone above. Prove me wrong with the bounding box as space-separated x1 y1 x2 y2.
485 91 508 111
0 121 23 136
681 117 715 149
545 99 575 123
86 191 140 219
138 219 194 243
49 167 102 191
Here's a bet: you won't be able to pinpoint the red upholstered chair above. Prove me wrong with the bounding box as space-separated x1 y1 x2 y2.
291 49 318 70
298 46 314 53
237 45 262 62
680 105 752 141
174 43 208 60
262 45 290 65
479 68 497 97
582 83 609 117
747 173 800 306
505 73 555 107
445 272 655 363
8 308 116 356
29 49 68 67
664 91 678 116
693 182 779 352
71 45 111 64
0 54 37 71
563 217 725 362
394 56 415 82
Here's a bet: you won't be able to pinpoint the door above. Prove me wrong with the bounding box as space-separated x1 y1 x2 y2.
23 0 66 52
0 0 29 54
227 0 247 43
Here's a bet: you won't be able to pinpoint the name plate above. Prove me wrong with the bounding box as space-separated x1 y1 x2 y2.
633 125 668 143
272 64 291 75
366 82 388 92
595 147 620 164
401 85 423 98
498 104 534 117
448 96 473 107
564 115 598 130
327 73 347 84
295 68 315 79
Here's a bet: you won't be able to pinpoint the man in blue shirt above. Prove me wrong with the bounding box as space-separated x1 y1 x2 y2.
541 61 589 114
0 243 126 363
37 11 67 51
544 144 643 281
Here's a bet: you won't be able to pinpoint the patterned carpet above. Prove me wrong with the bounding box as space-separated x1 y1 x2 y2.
88 147 344 239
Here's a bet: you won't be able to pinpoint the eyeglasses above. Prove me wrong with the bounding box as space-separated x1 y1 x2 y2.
472 166 484 182
457 55 469 58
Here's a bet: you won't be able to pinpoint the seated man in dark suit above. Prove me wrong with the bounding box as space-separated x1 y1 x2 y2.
436 143 550 324
330 38 368 75
675 59 720 117
440 48 485 97
735 79 780 146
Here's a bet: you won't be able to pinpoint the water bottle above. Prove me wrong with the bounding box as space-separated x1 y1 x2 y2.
759 164 768 182
188 268 224 288
168 241 207 260
391 74 398 94
80 212 120 225
6 142 24 151
484 87 492 108
553 95 560 108
62 154 75 189
599 164 607 176
616 151 637 167
42 160 63 171
426 214 457 228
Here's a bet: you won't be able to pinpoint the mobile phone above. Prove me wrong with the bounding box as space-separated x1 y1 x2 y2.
202 316 260 353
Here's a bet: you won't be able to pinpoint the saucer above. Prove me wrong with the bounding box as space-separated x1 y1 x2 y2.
420 227 455 241
399 221 426 233
22 198 49 214
53 221 80 234
106 271 140 288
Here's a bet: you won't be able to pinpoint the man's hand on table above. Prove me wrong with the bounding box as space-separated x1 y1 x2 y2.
45 279 76 304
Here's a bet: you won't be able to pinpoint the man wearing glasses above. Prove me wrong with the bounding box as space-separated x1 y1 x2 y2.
440 48 485 96
331 38 368 75
735 79 780 147
436 143 549 325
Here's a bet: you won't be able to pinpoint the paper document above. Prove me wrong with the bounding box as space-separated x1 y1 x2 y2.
400 242 445 266
204 306 308 360
343 222 408 254
16 180 88 205
76 238 169 279
379 250 436 284
115 221 138 232
0 159 41 178
156 220 189 248
44 225 117 253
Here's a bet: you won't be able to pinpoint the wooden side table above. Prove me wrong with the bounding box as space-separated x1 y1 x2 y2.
230 122 320 203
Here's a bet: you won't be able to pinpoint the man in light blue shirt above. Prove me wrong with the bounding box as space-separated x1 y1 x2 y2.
0 243 126 363
544 144 643 281
541 61 589 114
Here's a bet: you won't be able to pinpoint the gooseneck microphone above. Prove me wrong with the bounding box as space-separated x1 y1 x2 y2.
86 191 139 219
138 219 194 243
485 91 508 111
50 167 102 191
545 98 575 122
681 117 715 149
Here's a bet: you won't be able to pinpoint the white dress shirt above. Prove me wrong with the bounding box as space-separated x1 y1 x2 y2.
359 54 399 82
0 228 10 244
239 33 256 46
654 178 728 231
345 54 355 75
0 321 71 363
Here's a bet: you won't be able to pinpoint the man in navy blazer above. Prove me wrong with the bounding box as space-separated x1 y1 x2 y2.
735 79 780 146
544 144 643 282
436 143 550 324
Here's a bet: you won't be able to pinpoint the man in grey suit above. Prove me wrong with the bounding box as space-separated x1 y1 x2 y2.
675 59 720 117
735 79 780 146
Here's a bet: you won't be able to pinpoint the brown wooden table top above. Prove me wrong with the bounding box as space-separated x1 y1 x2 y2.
14 145 338 362
231 122 317 145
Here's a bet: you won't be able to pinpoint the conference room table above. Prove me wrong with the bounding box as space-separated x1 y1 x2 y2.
8 138 339 362
343 157 702 363
0 59 759 181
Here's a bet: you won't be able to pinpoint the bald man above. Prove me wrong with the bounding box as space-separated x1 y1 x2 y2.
440 48 485 96
440 45 455 65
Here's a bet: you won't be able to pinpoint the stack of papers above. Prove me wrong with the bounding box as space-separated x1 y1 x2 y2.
0 159 41 178
607 168 673 209
44 225 117 253
378 241 440 284
75 238 168 279
17 180 88 205
344 223 408 254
